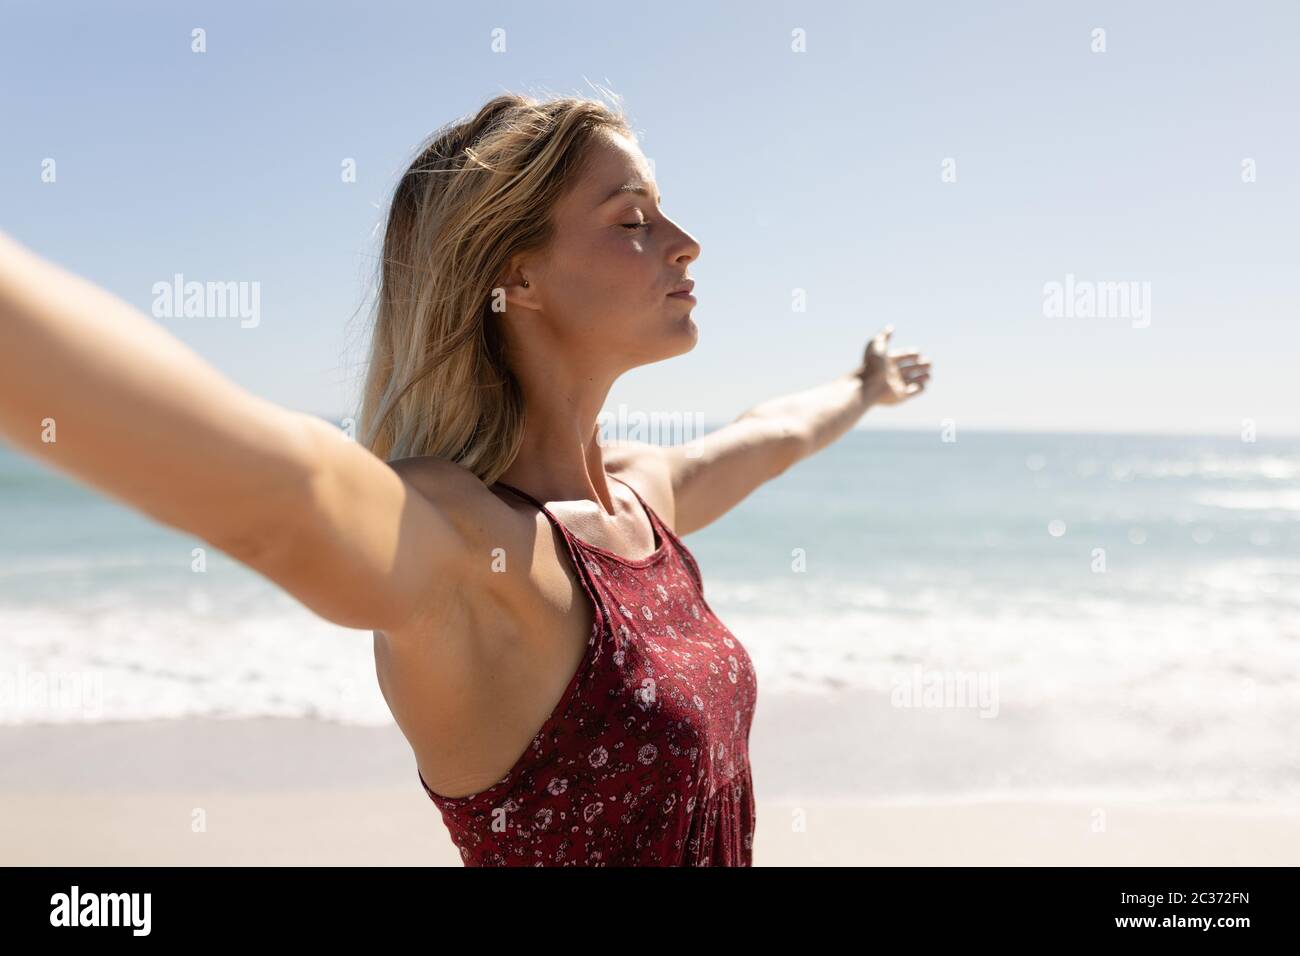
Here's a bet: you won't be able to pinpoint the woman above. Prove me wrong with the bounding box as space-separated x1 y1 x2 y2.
0 92 931 866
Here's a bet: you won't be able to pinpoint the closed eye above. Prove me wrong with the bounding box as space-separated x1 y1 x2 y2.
621 221 651 231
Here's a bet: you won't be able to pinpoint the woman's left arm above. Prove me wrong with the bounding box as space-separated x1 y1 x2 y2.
747 324 931 458
660 325 932 535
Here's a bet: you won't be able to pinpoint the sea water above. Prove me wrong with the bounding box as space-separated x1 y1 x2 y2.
2 428 1296 800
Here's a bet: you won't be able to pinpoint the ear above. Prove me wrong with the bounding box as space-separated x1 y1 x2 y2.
494 257 543 313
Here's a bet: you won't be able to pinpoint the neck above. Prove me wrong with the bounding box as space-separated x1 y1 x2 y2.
496 332 623 516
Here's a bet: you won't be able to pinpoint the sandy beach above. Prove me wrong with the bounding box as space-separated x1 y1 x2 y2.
6 784 1299 866
3 700 1298 866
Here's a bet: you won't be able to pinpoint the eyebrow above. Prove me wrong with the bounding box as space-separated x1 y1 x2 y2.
599 183 662 207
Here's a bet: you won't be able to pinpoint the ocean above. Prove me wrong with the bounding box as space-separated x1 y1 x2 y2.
2 428 1297 802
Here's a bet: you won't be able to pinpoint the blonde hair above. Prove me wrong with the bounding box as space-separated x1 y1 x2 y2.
358 92 632 483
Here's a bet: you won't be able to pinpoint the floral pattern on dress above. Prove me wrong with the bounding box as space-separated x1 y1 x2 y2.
417 474 758 866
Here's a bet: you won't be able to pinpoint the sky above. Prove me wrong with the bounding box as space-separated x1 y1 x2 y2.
3 0 1297 437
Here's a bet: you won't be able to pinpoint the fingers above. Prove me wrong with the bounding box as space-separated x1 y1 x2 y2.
902 364 931 393
896 360 932 385
877 331 931 397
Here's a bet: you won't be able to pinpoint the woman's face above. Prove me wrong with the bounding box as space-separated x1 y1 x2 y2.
519 129 702 367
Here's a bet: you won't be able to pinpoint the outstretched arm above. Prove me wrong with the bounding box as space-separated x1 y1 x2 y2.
0 230 474 634
661 325 932 535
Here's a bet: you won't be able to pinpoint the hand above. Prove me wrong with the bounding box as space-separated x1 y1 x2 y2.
859 325 931 405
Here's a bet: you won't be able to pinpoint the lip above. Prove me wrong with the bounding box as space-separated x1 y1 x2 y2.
667 279 695 299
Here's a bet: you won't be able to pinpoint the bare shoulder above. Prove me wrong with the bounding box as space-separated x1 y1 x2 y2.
603 440 677 531
385 453 490 507
610 418 802 537
380 456 499 542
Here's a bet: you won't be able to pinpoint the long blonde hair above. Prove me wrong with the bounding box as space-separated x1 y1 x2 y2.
358 92 632 483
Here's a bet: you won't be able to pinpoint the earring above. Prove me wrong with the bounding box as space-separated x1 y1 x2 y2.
522 279 529 288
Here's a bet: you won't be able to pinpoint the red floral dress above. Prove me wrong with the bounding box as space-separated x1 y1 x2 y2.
418 474 759 866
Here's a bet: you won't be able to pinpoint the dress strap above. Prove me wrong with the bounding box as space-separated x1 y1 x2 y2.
610 474 704 593
494 474 667 554
606 473 669 547
490 480 548 513
491 479 610 644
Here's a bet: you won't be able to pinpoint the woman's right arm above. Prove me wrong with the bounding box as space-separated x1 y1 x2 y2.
0 230 479 634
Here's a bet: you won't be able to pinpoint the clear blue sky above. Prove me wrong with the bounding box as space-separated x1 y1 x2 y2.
4 1 1296 436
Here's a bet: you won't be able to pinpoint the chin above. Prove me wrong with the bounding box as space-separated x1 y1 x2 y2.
636 316 696 366
671 313 699 352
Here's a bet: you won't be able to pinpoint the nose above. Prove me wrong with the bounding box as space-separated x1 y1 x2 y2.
669 219 701 264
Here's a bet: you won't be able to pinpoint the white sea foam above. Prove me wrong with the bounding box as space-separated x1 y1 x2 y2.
0 554 161 578
1194 490 1300 512
0 598 393 727
1127 455 1300 481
